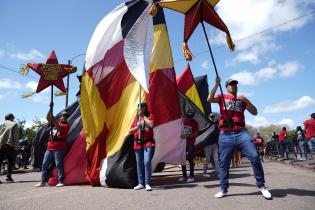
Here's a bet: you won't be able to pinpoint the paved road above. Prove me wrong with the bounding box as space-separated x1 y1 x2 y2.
1 160 314 210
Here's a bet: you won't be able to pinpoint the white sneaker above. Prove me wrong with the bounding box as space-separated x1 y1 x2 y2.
186 177 194 183
145 184 152 191
56 183 64 187
214 191 227 198
178 177 186 182
203 173 211 178
133 184 144 190
259 187 272 200
35 182 46 187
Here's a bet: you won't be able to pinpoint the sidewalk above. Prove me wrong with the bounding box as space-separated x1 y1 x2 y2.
266 155 315 171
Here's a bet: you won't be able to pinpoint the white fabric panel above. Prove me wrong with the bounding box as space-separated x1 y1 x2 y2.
151 118 186 171
99 158 108 187
124 5 153 93
85 3 127 70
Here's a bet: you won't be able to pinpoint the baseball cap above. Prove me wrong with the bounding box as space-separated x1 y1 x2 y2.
61 111 69 117
225 79 238 87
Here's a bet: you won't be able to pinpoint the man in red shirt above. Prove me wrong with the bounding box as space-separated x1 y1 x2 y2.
304 113 315 157
278 127 289 159
179 109 199 183
208 76 272 200
36 105 70 187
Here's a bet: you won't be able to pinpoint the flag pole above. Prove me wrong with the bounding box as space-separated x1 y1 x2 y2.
201 21 229 118
50 85 54 137
138 83 142 140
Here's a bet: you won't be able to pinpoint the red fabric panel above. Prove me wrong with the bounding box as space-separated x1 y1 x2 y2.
48 130 88 186
87 40 134 108
148 68 181 126
176 64 194 93
84 124 109 186
184 1 201 42
202 1 229 33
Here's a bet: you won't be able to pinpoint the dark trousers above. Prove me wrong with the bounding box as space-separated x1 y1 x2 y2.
182 145 195 178
0 145 15 177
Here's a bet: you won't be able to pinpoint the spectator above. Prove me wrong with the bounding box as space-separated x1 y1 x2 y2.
253 132 265 162
271 132 280 157
0 113 20 182
304 113 315 159
278 127 289 159
203 112 220 178
179 109 199 183
295 126 307 160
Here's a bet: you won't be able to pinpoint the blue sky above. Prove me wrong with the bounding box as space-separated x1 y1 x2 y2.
0 0 314 130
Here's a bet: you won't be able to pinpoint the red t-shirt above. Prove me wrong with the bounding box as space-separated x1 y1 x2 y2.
217 94 247 132
182 118 199 147
304 119 315 140
47 122 70 151
132 114 155 150
278 130 287 142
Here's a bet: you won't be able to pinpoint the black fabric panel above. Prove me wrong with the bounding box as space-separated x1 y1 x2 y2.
105 134 137 189
153 3 166 25
122 0 149 38
194 75 212 116
179 91 210 131
195 123 220 151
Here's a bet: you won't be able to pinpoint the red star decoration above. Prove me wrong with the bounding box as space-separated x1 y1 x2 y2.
183 0 230 43
27 50 76 93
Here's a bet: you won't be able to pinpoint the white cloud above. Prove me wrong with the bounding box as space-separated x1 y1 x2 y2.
247 116 296 129
10 49 44 62
216 0 314 64
0 78 23 89
26 81 38 91
201 60 210 69
230 61 299 85
264 96 315 113
31 93 49 104
277 61 299 77
278 118 295 129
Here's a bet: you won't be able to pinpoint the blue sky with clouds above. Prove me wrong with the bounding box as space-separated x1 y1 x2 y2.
0 0 314 130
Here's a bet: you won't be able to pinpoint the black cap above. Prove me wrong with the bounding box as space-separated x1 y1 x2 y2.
311 113 315 119
225 79 238 87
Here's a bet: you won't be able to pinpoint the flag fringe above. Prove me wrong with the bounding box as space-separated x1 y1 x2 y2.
226 33 235 51
21 92 36 98
182 42 193 61
20 64 30 76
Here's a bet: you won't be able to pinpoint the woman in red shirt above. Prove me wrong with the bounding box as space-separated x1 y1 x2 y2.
36 106 70 187
129 103 155 191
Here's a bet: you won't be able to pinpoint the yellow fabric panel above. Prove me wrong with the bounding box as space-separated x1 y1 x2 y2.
80 73 107 150
207 0 220 7
105 81 145 156
158 0 198 14
150 24 174 73
186 84 205 113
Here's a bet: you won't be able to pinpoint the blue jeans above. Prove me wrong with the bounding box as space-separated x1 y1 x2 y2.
307 137 315 155
41 150 65 183
279 141 290 159
135 147 154 185
218 129 265 192
182 145 195 178
299 140 308 159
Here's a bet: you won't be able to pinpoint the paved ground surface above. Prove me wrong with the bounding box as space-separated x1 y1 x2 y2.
1 159 315 210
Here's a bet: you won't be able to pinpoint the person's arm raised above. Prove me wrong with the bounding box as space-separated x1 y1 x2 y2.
207 76 221 103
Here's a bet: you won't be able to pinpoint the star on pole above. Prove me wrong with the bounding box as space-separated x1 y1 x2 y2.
156 0 235 60
26 50 77 93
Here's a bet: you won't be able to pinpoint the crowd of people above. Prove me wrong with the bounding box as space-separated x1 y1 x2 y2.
1 78 314 201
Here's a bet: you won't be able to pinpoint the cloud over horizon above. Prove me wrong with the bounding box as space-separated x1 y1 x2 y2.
264 96 315 113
